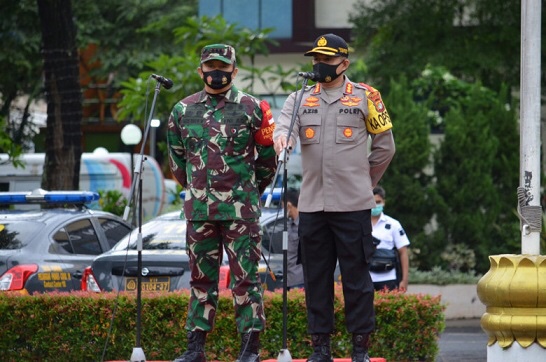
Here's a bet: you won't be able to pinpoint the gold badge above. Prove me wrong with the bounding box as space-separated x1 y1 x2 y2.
317 36 327 47
344 128 353 138
305 127 315 139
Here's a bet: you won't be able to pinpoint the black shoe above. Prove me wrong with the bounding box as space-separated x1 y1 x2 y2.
351 334 370 362
173 330 207 362
307 350 333 362
236 351 260 362
307 334 333 362
351 351 370 362
236 332 260 362
173 351 206 362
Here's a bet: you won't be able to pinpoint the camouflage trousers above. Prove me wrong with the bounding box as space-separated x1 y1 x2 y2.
185 219 265 333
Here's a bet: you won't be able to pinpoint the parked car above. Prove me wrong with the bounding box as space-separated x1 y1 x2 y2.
82 186 343 293
82 207 290 293
0 189 133 294
81 210 212 292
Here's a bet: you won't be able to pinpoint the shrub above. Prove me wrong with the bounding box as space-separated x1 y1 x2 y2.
409 266 481 285
0 286 444 361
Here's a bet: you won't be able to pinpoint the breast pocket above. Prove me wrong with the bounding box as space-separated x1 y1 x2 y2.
336 111 363 144
299 118 321 145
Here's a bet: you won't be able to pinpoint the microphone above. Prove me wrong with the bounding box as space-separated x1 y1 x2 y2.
151 74 174 89
298 71 318 81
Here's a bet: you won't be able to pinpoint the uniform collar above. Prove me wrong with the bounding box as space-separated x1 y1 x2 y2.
311 75 353 96
197 85 240 103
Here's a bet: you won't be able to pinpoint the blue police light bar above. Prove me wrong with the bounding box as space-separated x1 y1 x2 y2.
261 188 283 203
179 188 283 204
0 192 28 204
0 189 100 204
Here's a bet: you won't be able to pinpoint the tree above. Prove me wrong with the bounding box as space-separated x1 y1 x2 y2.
37 0 83 190
116 15 293 131
422 69 520 273
0 1 44 155
377 76 438 269
349 0 529 94
0 1 198 178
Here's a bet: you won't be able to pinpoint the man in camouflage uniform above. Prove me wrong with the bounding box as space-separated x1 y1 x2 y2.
167 44 276 362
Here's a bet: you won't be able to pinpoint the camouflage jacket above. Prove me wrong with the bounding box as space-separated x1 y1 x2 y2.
167 85 277 221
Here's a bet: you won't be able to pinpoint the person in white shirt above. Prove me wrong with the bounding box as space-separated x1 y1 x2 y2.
370 186 410 292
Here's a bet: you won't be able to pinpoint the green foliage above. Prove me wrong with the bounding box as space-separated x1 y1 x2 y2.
378 76 437 265
0 1 46 151
117 15 288 124
349 0 524 92
430 73 520 273
409 267 481 285
0 117 23 167
0 287 445 361
441 243 476 272
97 189 128 216
370 66 520 274
373 290 445 360
74 0 198 83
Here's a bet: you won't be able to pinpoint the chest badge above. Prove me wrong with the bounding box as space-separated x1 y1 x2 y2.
304 96 320 107
341 96 362 107
305 127 315 139
343 128 353 138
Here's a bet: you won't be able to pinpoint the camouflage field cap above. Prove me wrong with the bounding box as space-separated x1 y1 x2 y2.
304 33 349 57
200 44 236 64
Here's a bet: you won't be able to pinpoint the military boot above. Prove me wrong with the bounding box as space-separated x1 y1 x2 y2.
172 330 207 362
236 332 260 362
351 334 370 362
307 334 333 362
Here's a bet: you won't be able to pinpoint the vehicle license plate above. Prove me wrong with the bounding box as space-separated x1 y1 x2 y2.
125 277 170 291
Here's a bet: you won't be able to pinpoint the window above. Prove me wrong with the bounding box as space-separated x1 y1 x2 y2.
199 0 292 39
52 228 74 254
98 217 131 249
262 217 285 255
65 219 102 255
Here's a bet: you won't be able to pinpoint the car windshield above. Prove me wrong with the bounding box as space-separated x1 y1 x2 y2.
112 219 186 251
0 221 43 250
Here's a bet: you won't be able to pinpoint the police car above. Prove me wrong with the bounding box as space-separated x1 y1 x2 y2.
0 189 132 294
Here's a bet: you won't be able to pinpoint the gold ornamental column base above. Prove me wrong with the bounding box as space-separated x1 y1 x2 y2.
477 254 546 348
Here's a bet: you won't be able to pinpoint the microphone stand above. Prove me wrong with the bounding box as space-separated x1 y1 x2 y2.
265 76 310 362
122 79 164 362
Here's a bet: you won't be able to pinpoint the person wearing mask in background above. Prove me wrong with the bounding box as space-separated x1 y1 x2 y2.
167 44 277 362
273 33 395 362
284 189 304 290
370 186 410 292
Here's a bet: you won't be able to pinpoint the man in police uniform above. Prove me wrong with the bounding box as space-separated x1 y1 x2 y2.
167 44 277 362
273 34 395 362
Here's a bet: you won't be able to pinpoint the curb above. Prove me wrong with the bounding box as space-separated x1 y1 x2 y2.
108 359 387 362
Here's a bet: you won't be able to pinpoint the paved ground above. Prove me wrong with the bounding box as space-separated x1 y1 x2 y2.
436 318 487 362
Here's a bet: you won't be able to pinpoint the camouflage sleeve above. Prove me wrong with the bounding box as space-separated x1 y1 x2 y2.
167 102 187 188
254 100 277 195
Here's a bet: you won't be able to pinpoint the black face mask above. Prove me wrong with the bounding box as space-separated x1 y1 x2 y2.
202 69 233 89
312 61 345 83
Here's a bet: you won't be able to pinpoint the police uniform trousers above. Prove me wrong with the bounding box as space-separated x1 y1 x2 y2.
299 210 375 335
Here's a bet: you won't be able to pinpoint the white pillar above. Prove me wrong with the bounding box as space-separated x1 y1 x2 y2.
519 0 542 254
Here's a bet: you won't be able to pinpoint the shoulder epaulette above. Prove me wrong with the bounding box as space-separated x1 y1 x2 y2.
356 82 377 92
